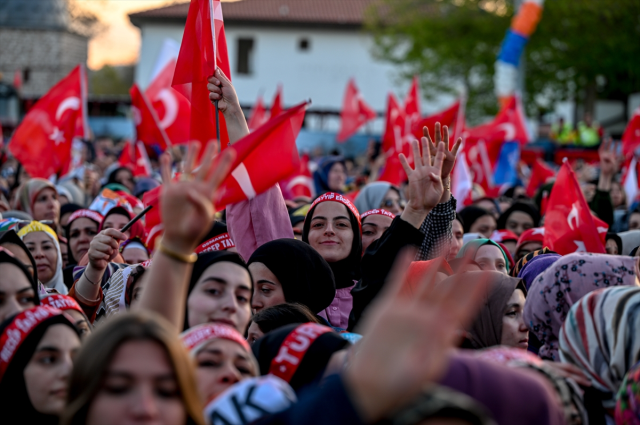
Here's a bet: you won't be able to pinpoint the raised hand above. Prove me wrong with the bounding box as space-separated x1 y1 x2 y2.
598 137 621 177
88 228 127 271
400 138 445 216
423 122 462 179
345 250 490 422
207 67 240 114
159 140 235 254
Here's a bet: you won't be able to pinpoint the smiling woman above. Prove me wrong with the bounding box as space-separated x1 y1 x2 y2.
19 222 67 295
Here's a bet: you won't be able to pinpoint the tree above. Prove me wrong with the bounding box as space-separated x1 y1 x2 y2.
366 0 640 124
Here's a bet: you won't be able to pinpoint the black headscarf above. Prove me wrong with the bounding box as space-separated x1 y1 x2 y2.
60 203 82 220
0 311 78 425
0 232 39 297
248 239 336 314
301 200 362 289
497 201 541 230
606 232 623 255
251 323 348 392
313 156 346 195
458 206 493 234
185 251 253 330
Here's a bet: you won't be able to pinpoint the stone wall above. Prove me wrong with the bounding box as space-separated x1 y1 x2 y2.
0 28 87 98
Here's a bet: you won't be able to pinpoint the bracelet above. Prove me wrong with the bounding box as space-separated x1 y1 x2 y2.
157 239 198 263
84 273 99 286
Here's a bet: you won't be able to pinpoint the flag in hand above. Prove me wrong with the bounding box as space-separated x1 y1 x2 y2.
270 86 283 119
543 161 607 255
10 65 86 178
173 0 231 148
526 159 555 198
248 95 268 132
145 59 191 145
337 79 376 142
130 84 171 153
622 107 640 157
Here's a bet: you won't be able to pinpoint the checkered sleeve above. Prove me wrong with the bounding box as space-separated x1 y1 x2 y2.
415 196 457 261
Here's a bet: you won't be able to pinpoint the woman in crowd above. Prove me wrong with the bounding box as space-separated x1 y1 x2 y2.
0 229 37 280
456 239 510 274
105 166 136 194
99 206 145 240
449 213 465 259
64 209 102 268
496 201 541 237
181 323 258 403
0 247 39 321
525 253 638 362
41 294 92 338
360 209 395 253
119 237 150 265
248 238 336 317
605 232 623 255
514 227 545 261
61 311 203 425
0 305 81 425
459 206 497 238
514 250 560 290
354 182 404 216
313 156 347 195
19 221 68 294
248 303 321 344
15 179 61 228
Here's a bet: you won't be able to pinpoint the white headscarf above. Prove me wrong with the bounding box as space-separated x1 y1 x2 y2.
18 221 67 295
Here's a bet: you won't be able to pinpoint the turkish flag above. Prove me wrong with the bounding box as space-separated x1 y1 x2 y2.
270 86 283 119
543 162 607 255
379 93 408 186
452 151 473 210
403 76 421 138
280 153 314 200
622 107 640 157
10 65 85 178
214 101 307 208
337 79 376 142
118 140 152 177
525 159 555 198
145 59 191 146
462 96 529 190
248 95 268 132
412 100 462 140
130 84 171 153
142 186 162 233
623 156 640 208
173 0 231 149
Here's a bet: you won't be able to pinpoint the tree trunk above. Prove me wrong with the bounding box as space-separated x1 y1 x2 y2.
583 80 597 118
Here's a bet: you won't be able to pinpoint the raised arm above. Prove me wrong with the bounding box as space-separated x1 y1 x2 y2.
208 69 293 261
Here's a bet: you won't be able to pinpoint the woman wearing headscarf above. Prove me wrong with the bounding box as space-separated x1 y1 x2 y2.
59 203 82 227
0 229 38 281
313 156 347 195
18 221 68 294
60 312 203 425
41 294 92 338
496 201 541 237
360 209 395 253
181 323 259 404
64 209 103 267
0 306 81 425
450 271 529 350
616 361 640 425
525 253 638 362
119 237 150 265
515 251 561 290
559 286 640 418
106 166 135 194
619 230 640 255
248 238 336 317
605 232 623 255
511 247 557 277
456 239 511 274
99 205 145 240
0 247 39 322
514 227 545 262
14 178 61 228
459 206 497 238
354 182 404 215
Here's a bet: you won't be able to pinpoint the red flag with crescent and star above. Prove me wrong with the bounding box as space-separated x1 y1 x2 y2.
10 65 86 178
336 78 376 142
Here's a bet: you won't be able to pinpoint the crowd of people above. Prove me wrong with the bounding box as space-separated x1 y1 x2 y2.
1 67 640 425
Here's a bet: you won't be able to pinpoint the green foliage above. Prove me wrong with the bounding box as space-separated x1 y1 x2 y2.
366 0 640 123
89 65 131 96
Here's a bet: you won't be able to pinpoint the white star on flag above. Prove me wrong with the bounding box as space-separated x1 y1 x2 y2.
574 241 586 252
49 127 65 145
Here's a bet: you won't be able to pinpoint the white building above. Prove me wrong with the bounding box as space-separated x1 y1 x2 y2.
129 0 454 138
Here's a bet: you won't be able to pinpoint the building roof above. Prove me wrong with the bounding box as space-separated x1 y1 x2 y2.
0 0 69 31
130 0 377 28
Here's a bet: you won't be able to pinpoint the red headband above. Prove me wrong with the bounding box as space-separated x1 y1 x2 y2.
0 306 63 381
268 323 333 383
361 209 396 220
41 294 84 315
68 209 104 226
309 192 361 227
196 233 236 253
516 227 545 249
181 323 250 354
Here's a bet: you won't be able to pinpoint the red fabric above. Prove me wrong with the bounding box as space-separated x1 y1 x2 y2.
379 93 410 186
196 232 235 252
248 95 268 131
361 209 396 220
497 242 515 269
118 141 152 177
543 162 607 255
336 79 376 142
492 229 518 243
213 101 307 208
41 294 84 315
623 107 640 157
403 76 421 136
115 191 145 211
280 153 314 200
462 96 529 191
268 323 333 383
516 227 545 251
526 159 556 198
172 0 230 149
270 85 283 119
142 187 162 233
9 65 85 178
310 192 361 228
130 84 171 152
145 223 164 252
145 59 191 146
412 100 461 140
182 323 250 353
404 259 453 296
67 209 103 226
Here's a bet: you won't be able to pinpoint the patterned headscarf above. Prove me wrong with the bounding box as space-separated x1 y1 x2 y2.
616 361 640 425
518 254 561 290
560 286 640 409
510 247 556 277
525 253 638 362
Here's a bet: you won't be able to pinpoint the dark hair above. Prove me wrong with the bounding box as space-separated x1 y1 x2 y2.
252 303 321 335
606 232 623 255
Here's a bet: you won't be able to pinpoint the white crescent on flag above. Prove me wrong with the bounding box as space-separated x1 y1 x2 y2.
497 123 516 141
156 89 178 129
567 203 579 230
55 97 81 121
131 106 142 126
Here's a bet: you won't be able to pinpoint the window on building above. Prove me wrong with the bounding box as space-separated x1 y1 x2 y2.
299 38 310 52
236 38 254 75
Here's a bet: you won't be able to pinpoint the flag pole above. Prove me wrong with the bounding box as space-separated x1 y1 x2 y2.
210 0 221 142
215 100 220 141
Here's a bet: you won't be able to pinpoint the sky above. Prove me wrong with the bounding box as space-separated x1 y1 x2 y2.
75 0 182 69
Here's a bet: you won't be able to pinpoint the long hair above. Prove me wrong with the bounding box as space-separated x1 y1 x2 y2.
60 311 204 425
